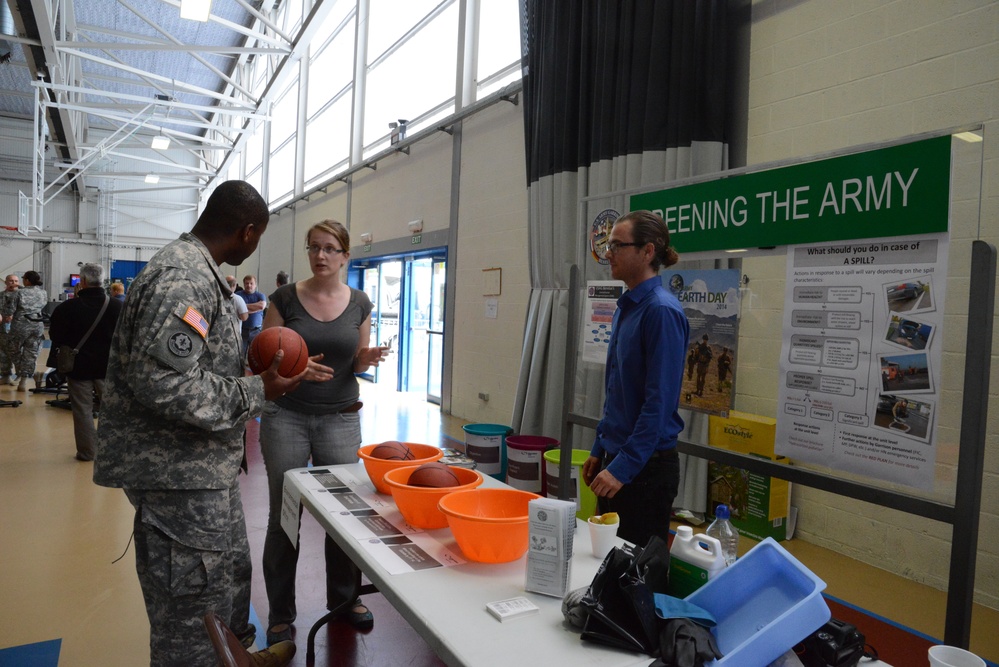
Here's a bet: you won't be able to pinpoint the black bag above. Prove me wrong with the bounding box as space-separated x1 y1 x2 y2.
580 535 670 656
56 346 77 374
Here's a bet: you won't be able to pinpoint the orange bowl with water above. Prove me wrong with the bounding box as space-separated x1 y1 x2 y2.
383 465 484 529
357 443 443 494
437 488 541 563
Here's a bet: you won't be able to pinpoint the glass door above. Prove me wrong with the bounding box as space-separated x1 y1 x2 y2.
350 250 445 400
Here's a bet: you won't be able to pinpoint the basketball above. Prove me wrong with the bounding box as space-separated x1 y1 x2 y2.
407 462 460 488
247 326 309 377
370 440 414 460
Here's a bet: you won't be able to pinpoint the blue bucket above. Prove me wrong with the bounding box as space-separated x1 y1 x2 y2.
462 424 513 481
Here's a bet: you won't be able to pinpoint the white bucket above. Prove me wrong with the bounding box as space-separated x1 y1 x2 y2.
928 646 986 667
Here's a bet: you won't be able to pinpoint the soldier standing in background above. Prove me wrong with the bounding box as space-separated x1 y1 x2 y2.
94 181 331 667
3 270 47 392
0 274 20 384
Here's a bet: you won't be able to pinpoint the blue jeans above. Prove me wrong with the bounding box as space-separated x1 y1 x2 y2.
259 402 363 627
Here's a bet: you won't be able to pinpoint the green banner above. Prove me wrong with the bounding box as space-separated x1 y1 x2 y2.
630 136 951 253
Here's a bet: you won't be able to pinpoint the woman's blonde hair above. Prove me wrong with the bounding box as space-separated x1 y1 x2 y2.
306 219 350 252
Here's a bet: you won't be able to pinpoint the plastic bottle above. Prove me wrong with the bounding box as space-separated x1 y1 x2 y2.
668 525 726 598
705 504 739 567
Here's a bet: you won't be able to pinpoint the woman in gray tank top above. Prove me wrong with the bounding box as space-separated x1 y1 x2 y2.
258 220 390 645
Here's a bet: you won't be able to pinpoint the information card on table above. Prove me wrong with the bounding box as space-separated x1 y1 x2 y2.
282 467 466 574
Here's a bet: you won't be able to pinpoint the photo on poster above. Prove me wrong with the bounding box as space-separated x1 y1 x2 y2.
873 394 934 443
664 269 741 417
884 315 933 351
878 352 933 393
883 274 935 315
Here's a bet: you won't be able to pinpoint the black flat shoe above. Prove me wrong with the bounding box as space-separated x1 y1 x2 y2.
341 599 373 631
266 623 293 646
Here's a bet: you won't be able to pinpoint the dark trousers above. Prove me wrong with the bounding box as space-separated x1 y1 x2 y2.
598 449 680 547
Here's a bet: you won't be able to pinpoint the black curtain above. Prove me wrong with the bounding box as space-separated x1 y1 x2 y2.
513 0 731 516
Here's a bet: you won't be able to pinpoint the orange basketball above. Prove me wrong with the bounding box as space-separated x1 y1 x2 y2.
407 462 461 488
370 441 414 460
247 326 309 377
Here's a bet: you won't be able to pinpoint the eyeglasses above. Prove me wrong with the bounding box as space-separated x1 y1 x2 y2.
306 244 347 256
602 241 646 257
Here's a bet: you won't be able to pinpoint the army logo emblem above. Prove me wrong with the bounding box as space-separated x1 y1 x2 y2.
168 332 193 357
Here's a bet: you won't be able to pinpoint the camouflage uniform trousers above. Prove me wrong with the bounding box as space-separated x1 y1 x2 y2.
124 478 252 667
0 327 10 376
6 320 43 378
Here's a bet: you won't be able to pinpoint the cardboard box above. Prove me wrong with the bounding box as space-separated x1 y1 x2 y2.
708 411 796 541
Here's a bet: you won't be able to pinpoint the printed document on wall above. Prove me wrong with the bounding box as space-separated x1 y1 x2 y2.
775 234 947 489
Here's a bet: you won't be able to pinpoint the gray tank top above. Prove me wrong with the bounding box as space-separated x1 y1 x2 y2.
270 283 373 415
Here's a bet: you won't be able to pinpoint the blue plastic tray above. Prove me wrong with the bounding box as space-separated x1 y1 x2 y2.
685 537 831 667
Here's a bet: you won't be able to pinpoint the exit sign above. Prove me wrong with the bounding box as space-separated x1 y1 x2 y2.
411 234 422 245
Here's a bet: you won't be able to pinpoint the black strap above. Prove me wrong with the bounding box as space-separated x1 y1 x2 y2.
73 295 110 354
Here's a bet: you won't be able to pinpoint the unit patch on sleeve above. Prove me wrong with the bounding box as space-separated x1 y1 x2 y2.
167 332 194 357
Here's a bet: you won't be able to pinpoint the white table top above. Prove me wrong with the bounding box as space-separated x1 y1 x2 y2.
287 463 649 667
286 464 892 667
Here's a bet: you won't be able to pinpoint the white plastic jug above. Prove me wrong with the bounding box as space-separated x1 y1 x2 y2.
669 525 727 598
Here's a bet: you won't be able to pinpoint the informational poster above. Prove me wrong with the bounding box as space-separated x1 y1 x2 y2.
666 269 741 417
582 281 625 363
775 234 948 489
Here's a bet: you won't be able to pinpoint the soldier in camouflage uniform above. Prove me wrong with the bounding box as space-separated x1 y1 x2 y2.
0 274 20 384
94 181 330 667
3 270 47 392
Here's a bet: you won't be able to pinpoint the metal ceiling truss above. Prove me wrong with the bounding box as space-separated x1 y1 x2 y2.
17 0 340 234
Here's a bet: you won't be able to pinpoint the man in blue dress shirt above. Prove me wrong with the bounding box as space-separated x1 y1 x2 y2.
238 274 267 357
583 210 690 546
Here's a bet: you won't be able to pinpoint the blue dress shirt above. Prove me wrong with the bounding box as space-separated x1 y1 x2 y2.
591 275 690 484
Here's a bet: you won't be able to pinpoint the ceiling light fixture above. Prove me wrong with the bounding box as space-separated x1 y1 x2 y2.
145 174 160 184
151 135 171 150
180 0 212 22
954 131 982 143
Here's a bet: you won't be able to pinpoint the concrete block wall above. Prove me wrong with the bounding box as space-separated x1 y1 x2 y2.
744 0 999 608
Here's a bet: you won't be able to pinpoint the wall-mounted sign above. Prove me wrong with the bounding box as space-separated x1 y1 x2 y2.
630 136 951 254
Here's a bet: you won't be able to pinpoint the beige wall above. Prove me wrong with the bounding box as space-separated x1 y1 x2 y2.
745 0 998 608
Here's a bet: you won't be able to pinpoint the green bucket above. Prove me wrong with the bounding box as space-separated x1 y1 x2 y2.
543 449 597 520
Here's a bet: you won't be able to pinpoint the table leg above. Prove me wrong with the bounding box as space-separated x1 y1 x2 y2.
306 582 379 663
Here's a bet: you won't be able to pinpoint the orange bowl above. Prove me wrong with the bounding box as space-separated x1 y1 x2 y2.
357 443 443 494
437 488 541 563
383 466 484 529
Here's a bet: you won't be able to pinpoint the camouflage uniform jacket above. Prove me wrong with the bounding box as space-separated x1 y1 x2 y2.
94 232 265 490
4 285 47 328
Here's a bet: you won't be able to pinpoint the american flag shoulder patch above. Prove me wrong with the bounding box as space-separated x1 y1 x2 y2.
181 306 209 339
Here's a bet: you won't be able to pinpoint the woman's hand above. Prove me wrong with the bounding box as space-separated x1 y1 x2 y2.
261 352 333 401
356 345 391 368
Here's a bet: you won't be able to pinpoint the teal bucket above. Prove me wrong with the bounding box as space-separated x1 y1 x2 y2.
462 424 513 481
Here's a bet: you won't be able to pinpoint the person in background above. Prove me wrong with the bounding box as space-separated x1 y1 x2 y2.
226 276 249 323
0 274 19 384
3 270 47 392
258 220 389 646
275 270 289 289
48 263 123 461
110 282 126 302
582 210 688 547
239 274 266 358
94 181 330 667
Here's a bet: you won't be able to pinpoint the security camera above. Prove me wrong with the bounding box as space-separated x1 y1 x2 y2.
408 219 423 234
